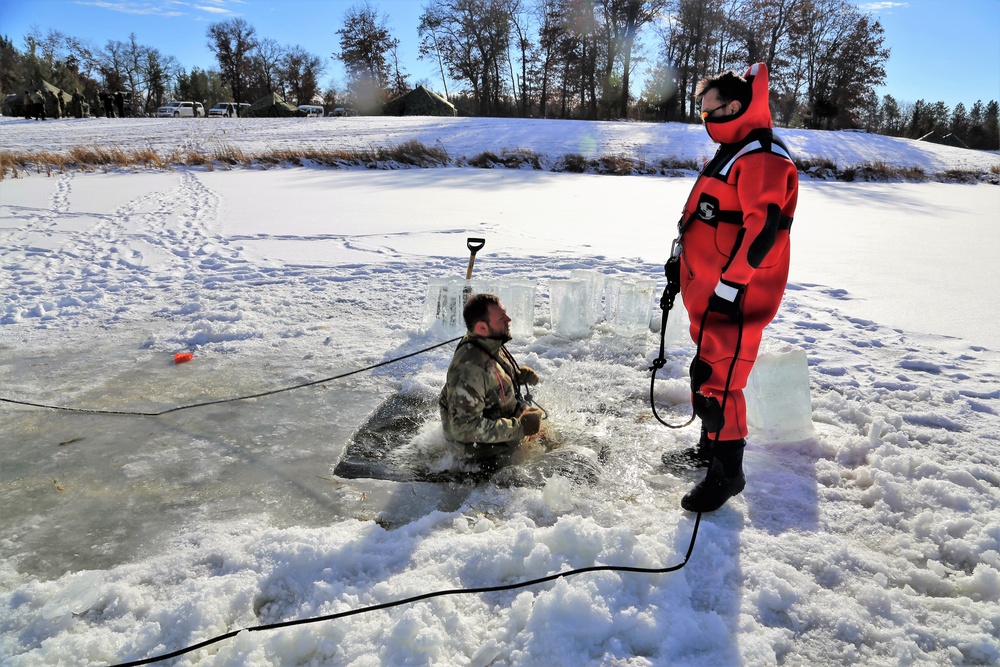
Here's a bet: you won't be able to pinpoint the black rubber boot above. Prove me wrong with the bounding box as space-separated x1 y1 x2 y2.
661 430 713 470
680 439 746 512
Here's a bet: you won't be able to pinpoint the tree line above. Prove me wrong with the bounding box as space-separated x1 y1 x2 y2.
1 0 997 149
0 25 327 116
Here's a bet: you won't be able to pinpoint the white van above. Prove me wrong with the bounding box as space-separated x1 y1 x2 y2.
298 105 324 117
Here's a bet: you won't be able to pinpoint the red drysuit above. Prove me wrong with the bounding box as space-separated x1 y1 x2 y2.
677 62 799 441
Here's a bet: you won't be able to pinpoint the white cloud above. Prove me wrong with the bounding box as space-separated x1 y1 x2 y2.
194 5 235 15
73 0 240 18
856 1 909 13
74 1 176 16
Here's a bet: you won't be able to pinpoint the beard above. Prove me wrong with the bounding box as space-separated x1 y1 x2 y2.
486 323 511 343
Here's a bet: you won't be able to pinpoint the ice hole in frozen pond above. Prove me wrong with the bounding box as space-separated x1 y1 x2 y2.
333 391 605 489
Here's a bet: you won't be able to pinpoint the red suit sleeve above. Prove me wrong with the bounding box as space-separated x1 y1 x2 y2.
722 152 797 286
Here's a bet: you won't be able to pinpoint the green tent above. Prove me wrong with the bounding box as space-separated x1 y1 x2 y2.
383 86 456 117
6 81 74 118
249 92 305 118
1 93 20 116
917 130 969 150
33 80 73 118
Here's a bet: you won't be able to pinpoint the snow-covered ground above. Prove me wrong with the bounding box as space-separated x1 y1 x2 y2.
1 116 999 666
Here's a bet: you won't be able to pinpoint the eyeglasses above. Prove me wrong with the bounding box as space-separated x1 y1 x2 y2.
700 103 727 120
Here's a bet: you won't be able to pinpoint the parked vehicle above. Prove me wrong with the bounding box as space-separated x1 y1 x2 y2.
156 101 205 118
329 107 357 117
209 103 233 117
209 102 250 118
298 105 325 117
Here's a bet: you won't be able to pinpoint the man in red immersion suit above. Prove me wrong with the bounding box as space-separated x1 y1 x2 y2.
662 63 799 512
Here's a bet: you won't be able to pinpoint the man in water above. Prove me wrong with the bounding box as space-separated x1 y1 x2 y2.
440 293 543 467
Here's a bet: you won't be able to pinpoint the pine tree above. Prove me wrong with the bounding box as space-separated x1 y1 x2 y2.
984 100 1000 150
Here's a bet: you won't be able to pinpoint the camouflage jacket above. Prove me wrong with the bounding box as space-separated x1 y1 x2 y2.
439 334 526 446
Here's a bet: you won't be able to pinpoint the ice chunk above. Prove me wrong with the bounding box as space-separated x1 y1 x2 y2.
422 277 468 335
648 286 690 346
570 269 606 327
422 278 536 340
549 278 591 338
746 343 815 443
39 570 106 620
495 279 536 339
663 292 691 345
605 276 656 337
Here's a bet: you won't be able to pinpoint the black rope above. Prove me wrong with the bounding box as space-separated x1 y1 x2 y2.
107 512 702 667
706 312 745 450
0 337 463 416
648 260 696 430
500 344 548 419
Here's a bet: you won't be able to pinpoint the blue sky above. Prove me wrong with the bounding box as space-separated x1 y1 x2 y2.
1 0 998 109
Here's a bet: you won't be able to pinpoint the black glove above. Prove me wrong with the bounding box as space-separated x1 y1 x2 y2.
661 256 681 309
520 409 542 436
707 279 745 322
664 255 680 288
517 365 540 386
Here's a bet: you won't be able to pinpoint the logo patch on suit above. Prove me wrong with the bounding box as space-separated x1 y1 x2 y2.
695 194 721 223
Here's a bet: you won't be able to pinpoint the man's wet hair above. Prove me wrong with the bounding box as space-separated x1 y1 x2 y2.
696 70 751 108
463 293 502 331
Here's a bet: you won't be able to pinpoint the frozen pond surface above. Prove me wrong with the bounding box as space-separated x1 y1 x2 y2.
1 337 383 580
2 118 999 665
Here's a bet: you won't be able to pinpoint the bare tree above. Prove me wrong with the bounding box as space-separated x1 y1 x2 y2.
336 1 403 112
787 0 888 129
251 37 285 98
117 33 156 115
418 12 451 99
140 48 178 113
281 45 326 106
656 0 726 120
505 0 535 116
534 0 563 117
387 43 410 99
598 0 669 118
207 18 257 106
737 0 798 70
99 38 128 92
419 0 513 116
552 0 600 119
24 28 98 90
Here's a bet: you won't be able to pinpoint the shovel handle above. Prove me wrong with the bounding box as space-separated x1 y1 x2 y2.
465 237 485 280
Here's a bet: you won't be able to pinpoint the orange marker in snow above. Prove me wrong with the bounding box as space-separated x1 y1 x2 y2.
174 353 194 364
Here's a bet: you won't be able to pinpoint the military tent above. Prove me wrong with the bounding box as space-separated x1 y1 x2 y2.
1 93 20 116
34 81 73 118
5 81 73 118
249 92 305 118
383 86 456 117
917 130 969 150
